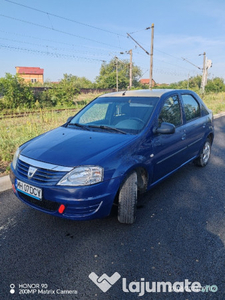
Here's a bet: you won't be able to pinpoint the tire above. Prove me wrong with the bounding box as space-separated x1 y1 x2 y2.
118 172 138 224
194 138 211 167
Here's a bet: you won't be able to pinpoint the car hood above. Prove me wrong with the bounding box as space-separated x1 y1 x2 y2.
21 127 135 167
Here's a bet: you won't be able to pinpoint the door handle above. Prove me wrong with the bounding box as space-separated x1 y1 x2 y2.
155 141 162 146
181 134 186 140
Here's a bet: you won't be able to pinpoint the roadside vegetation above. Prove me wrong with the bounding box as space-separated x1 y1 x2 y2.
0 93 99 175
1 64 225 175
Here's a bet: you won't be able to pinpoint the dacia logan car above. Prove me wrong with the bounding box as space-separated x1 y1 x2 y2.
10 89 214 224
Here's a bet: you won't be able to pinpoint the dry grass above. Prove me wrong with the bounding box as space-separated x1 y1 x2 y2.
202 92 225 114
0 109 79 175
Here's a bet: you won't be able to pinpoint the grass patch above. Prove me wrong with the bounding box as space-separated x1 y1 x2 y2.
202 92 225 114
0 92 101 176
0 109 79 174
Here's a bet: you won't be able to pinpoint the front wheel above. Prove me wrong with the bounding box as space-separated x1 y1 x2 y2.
118 172 138 224
194 138 211 167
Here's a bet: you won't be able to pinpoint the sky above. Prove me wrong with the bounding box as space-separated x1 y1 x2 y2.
0 0 225 84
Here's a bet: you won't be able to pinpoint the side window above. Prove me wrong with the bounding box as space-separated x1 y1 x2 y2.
158 95 182 127
182 94 200 121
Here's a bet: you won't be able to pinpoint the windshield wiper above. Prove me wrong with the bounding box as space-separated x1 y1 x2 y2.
88 125 127 134
68 123 127 134
68 123 91 131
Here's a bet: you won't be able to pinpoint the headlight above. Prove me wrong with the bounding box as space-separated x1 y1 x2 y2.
12 147 20 170
57 166 104 186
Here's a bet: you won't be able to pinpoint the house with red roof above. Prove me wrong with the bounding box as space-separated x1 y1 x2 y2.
15 67 44 84
139 78 156 87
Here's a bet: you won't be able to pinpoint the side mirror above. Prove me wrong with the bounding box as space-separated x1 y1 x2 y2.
155 122 175 134
67 116 73 123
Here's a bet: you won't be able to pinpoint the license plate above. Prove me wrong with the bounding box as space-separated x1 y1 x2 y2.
16 179 42 201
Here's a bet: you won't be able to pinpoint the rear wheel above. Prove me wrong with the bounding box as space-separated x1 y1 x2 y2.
118 172 138 224
194 138 211 167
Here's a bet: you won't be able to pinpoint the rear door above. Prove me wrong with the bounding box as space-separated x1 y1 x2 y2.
180 93 207 161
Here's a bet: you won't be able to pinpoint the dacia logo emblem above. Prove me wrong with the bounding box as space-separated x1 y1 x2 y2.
28 166 37 179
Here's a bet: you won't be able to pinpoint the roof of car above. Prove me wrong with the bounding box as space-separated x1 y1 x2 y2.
99 89 180 98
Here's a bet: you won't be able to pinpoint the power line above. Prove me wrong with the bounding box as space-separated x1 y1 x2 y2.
182 57 202 70
0 36 116 58
126 32 197 74
0 3 204 83
1 7 197 74
127 30 195 67
0 29 118 55
129 28 150 34
135 51 198 74
155 57 197 72
0 14 122 49
154 48 184 61
4 0 126 37
0 43 106 62
127 33 149 55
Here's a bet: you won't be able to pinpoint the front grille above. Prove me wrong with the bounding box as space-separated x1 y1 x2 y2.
18 192 60 212
17 159 67 185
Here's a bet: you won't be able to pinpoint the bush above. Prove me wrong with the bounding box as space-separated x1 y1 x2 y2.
0 73 86 110
0 73 35 109
205 78 225 93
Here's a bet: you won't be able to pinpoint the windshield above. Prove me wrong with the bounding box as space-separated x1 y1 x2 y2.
68 96 159 134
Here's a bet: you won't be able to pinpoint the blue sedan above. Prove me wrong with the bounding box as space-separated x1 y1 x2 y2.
10 89 214 224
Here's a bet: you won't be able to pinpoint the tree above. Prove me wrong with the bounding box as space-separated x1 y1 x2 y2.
154 75 203 92
189 76 202 89
96 58 142 90
205 77 225 93
60 74 94 89
167 76 225 93
0 73 35 109
47 74 94 106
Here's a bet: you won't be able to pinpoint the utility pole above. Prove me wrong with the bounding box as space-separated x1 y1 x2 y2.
182 54 212 93
205 59 212 85
149 23 154 90
120 49 133 89
127 25 154 90
200 52 206 93
115 56 118 92
129 49 132 89
200 52 212 93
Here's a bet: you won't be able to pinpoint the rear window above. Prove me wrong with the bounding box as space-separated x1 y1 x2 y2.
181 94 200 121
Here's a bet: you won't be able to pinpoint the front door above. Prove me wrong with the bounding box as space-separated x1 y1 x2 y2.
151 94 188 183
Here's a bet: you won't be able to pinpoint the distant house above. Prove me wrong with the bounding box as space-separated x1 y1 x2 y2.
15 67 44 84
139 78 156 87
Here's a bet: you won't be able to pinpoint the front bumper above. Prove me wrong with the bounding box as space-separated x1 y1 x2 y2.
10 168 120 221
